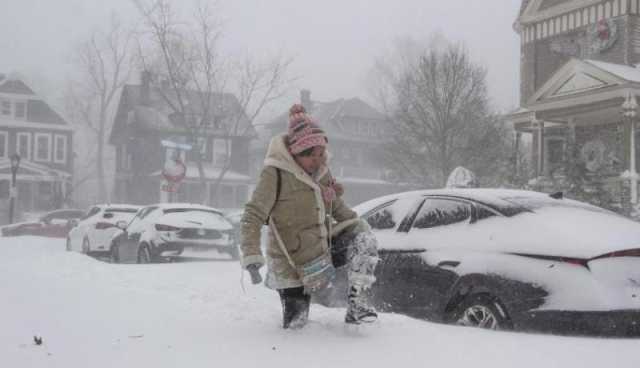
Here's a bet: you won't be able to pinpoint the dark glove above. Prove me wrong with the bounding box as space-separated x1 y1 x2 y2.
246 263 263 284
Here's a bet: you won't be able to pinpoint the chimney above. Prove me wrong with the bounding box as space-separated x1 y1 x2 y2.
300 89 313 111
140 70 152 106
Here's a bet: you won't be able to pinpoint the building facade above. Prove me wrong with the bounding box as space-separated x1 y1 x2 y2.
250 91 402 206
509 0 640 213
109 76 254 210
0 74 73 222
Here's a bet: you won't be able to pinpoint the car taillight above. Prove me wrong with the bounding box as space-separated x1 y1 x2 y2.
95 222 114 230
155 224 180 232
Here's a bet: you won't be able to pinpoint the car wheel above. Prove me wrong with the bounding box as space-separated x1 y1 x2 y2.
82 238 90 254
451 294 511 330
137 244 152 264
65 237 71 251
109 243 120 264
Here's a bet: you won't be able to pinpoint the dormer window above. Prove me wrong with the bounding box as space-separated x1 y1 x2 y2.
0 99 27 119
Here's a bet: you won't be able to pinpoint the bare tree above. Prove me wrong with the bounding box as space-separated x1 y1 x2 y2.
66 15 132 202
132 0 292 204
372 37 510 187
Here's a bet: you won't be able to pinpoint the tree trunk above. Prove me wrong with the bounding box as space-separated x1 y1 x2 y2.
196 157 207 205
97 112 107 202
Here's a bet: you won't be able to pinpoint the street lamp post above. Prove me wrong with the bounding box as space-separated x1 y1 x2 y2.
623 93 638 204
8 153 21 224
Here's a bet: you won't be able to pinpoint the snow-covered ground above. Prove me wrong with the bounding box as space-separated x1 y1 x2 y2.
1 237 639 368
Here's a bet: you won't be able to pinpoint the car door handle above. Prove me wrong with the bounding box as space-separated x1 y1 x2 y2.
437 260 460 268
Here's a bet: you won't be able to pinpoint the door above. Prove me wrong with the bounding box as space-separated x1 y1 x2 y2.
398 198 474 317
117 207 158 262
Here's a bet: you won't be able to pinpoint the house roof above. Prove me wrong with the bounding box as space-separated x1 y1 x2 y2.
524 58 638 107
264 97 386 137
26 99 68 125
110 84 254 144
0 75 68 126
0 77 35 95
583 60 640 83
518 0 601 24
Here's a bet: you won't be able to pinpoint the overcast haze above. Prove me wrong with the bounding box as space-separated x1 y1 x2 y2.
0 0 522 117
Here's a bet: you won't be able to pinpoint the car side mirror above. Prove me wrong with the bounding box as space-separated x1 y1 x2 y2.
103 213 115 219
69 219 79 228
116 221 128 230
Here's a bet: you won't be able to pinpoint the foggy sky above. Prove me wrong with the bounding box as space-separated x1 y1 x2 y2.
0 0 522 117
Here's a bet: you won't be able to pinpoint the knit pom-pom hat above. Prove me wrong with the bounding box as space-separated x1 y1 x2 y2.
287 104 327 155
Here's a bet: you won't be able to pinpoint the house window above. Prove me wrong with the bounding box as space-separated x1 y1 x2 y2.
17 132 31 160
212 138 230 167
14 101 26 119
54 134 67 163
1 100 11 116
35 133 52 162
0 131 7 159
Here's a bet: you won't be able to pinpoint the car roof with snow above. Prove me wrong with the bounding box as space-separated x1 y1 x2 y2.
353 188 610 217
356 188 639 259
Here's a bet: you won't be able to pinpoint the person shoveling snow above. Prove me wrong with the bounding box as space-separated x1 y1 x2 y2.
240 104 380 329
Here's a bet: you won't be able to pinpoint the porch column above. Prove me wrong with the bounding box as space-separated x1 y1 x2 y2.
533 119 545 177
514 131 522 177
623 92 638 204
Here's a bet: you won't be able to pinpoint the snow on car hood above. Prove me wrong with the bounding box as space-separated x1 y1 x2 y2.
385 206 640 259
156 211 232 230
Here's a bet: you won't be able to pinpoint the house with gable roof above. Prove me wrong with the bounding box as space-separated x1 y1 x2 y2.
250 90 403 206
0 74 73 221
109 73 255 209
508 0 640 213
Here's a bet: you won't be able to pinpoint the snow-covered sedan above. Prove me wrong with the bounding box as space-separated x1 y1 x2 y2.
66 204 140 256
354 188 640 336
110 203 237 263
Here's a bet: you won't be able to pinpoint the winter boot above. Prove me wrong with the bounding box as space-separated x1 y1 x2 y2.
345 285 377 324
279 287 311 329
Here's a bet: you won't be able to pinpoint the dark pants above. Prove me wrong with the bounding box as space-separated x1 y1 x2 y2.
278 287 310 329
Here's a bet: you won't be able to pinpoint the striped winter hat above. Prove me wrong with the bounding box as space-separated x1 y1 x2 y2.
287 104 327 155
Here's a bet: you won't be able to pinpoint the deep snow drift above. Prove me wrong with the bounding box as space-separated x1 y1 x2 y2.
1 236 639 367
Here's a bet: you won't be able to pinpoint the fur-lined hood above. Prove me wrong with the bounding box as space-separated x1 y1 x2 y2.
263 133 329 188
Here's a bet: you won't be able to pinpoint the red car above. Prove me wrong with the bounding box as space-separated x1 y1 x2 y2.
1 209 85 238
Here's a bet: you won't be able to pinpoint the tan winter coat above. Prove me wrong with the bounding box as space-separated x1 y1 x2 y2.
240 134 359 289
